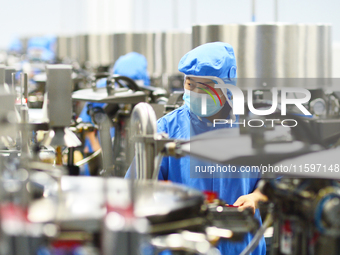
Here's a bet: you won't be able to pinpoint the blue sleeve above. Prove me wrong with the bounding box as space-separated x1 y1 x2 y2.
79 102 92 123
79 102 106 124
96 78 107 88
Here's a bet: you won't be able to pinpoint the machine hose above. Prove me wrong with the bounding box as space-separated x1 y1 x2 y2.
240 213 273 255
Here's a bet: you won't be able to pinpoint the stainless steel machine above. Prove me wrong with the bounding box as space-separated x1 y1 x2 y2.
6 20 340 255
0 82 261 255
192 24 332 78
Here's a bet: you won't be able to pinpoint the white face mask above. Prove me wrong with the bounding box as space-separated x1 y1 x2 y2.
183 75 236 120
184 75 234 109
183 89 224 117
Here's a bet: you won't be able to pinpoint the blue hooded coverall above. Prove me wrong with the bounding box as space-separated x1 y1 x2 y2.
27 36 57 62
128 42 266 255
79 52 150 154
8 38 23 53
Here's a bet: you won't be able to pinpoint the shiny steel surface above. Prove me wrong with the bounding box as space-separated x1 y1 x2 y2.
164 32 192 75
112 32 191 75
192 24 332 78
99 34 114 66
56 32 191 75
88 34 100 67
130 102 158 179
42 127 82 148
77 35 89 65
70 36 79 61
56 36 69 60
28 176 203 226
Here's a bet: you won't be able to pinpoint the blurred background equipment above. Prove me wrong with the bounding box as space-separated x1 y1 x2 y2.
192 24 332 78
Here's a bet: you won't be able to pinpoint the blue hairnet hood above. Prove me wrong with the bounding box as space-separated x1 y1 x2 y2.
9 38 23 53
113 52 150 86
178 42 237 79
27 36 56 62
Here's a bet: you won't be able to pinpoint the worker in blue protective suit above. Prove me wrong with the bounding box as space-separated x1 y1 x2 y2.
79 52 150 175
112 52 150 86
27 35 56 63
126 42 267 255
8 38 23 54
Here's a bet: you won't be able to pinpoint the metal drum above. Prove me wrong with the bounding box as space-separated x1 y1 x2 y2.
153 32 166 76
145 33 155 76
55 31 191 77
77 35 89 65
70 35 80 62
192 23 332 78
56 36 69 61
112 33 153 75
164 32 192 75
28 176 204 231
99 34 114 67
107 178 204 224
111 32 191 77
88 34 100 67
112 33 132 62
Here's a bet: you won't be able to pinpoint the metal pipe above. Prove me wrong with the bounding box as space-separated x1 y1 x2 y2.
23 73 28 100
99 117 114 176
11 73 15 93
20 72 23 114
20 107 30 156
240 213 273 255
75 148 102 167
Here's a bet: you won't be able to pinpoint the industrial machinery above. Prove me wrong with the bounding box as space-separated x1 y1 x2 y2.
4 21 340 255
54 32 191 93
127 98 340 255
1 61 340 255
72 72 171 177
257 147 340 255
0 62 267 255
0 74 261 255
192 24 332 79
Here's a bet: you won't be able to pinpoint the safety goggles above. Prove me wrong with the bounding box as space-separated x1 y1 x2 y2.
184 75 234 110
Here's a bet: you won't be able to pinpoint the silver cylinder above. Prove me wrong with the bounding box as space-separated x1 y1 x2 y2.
111 32 191 76
130 103 157 180
96 34 114 67
164 32 192 75
112 33 154 75
192 23 332 78
56 36 69 61
88 34 100 67
145 33 155 76
70 36 80 62
153 32 166 76
78 35 89 65
56 31 191 76
113 33 132 62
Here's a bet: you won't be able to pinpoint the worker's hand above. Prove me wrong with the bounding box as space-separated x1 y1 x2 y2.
233 194 257 214
85 131 101 152
233 188 268 214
